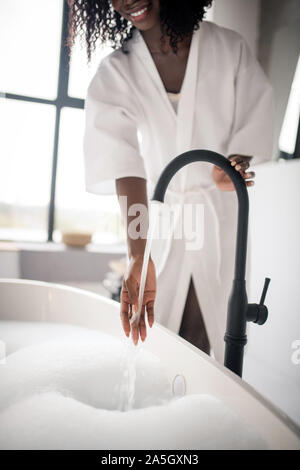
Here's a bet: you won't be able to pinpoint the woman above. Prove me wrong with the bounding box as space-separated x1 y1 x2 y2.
68 0 274 362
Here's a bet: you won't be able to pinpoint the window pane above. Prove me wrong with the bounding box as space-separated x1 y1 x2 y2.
279 55 300 155
54 107 125 244
68 38 113 99
0 0 62 99
0 98 55 242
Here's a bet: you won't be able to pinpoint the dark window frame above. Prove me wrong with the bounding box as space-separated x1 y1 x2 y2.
2 1 83 242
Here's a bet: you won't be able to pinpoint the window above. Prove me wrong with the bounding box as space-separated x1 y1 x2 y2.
0 0 125 244
0 98 55 241
279 55 300 159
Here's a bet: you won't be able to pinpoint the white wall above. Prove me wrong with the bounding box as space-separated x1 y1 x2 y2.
243 159 300 426
209 0 261 55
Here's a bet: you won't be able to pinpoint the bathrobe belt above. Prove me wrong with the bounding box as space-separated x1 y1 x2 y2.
149 179 222 284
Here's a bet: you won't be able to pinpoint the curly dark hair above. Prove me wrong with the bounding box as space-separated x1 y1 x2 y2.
67 0 213 62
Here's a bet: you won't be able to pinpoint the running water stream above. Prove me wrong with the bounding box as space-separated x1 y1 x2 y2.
118 201 162 411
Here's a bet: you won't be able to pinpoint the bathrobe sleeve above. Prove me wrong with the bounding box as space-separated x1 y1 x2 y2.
83 56 147 195
227 37 275 164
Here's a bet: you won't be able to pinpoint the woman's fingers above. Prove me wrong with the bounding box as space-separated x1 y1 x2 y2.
146 300 154 328
233 160 250 171
120 281 131 337
229 155 253 172
125 300 155 345
125 276 139 313
213 155 256 191
243 171 255 180
121 273 156 344
228 155 245 168
229 155 243 165
130 304 151 345
130 310 139 345
242 170 255 186
139 306 147 342
120 301 130 337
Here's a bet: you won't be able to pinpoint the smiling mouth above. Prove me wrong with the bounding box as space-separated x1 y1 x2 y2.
127 4 151 22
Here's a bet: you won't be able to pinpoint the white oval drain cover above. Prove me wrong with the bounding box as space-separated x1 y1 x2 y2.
172 374 186 397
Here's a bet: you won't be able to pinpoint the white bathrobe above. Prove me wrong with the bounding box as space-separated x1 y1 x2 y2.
83 20 274 363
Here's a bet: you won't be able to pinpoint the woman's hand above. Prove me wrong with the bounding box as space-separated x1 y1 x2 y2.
120 254 156 345
212 155 255 191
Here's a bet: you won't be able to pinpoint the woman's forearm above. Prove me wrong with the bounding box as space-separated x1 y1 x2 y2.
115 177 149 258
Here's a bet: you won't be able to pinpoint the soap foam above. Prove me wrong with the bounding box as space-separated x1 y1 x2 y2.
0 320 116 355
0 338 171 412
0 392 266 450
0 321 267 450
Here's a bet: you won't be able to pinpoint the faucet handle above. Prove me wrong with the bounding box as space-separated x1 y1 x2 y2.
247 277 271 325
259 277 271 305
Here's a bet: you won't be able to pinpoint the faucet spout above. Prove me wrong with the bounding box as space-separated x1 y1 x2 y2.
152 150 249 280
151 149 267 377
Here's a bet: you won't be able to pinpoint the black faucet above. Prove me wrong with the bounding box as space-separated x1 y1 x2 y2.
151 149 270 377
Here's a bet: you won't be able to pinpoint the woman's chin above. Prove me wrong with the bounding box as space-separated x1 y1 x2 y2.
133 21 157 32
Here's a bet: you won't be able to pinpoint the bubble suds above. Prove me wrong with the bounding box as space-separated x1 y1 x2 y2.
0 321 267 450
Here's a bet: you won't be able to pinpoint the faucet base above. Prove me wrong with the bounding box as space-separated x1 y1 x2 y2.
224 336 247 378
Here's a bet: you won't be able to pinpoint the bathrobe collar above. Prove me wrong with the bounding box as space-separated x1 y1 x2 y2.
130 23 205 159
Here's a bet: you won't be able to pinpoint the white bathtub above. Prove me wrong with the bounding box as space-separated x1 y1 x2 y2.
0 278 299 450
